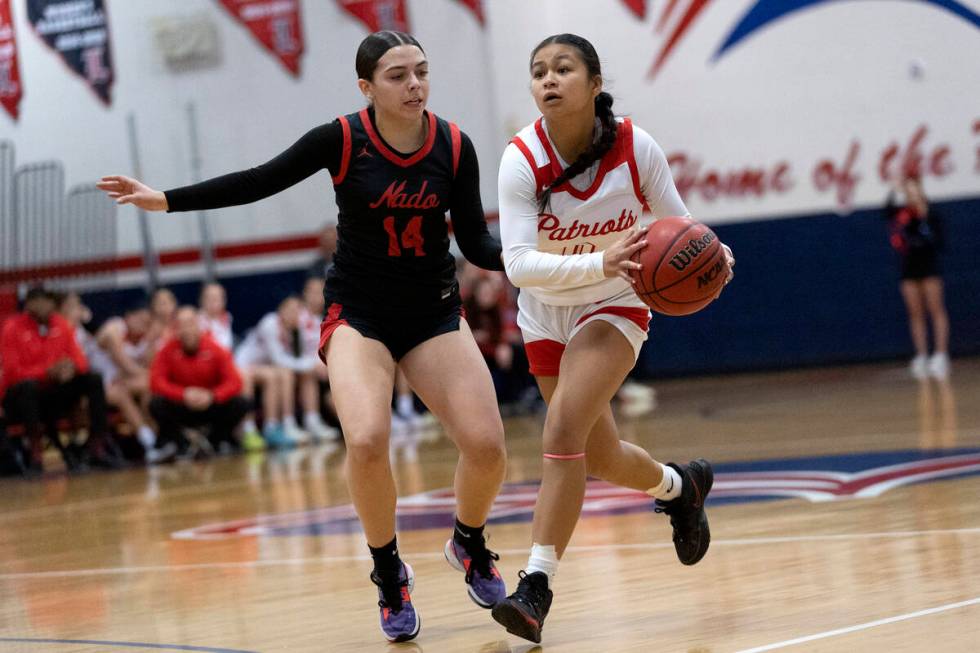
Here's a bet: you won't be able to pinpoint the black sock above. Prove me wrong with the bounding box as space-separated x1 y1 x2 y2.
453 518 486 551
369 536 401 577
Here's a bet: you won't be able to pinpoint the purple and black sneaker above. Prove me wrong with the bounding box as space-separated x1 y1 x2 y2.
370 561 420 642
444 537 506 608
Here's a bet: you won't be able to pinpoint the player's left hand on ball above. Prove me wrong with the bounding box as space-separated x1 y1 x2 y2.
603 227 648 284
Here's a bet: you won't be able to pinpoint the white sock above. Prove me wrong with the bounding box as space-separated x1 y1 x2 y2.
646 463 683 501
396 395 416 418
263 419 281 434
242 418 258 433
283 414 299 429
137 425 156 449
305 411 324 427
525 543 558 587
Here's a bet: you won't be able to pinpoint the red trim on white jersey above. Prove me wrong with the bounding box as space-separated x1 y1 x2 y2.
575 305 650 331
524 338 565 377
449 122 462 177
621 119 651 212
511 136 549 194
531 117 638 202
332 115 352 185
359 109 438 168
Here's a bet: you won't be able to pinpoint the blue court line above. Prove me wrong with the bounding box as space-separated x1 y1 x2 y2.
0 638 259 653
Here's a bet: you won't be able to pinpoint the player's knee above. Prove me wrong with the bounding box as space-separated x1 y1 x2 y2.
460 428 506 468
344 428 389 466
542 410 589 453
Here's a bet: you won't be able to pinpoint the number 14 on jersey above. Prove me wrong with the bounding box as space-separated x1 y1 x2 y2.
383 216 426 256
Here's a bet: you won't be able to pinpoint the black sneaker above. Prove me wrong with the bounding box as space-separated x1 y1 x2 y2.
491 571 552 643
655 459 713 565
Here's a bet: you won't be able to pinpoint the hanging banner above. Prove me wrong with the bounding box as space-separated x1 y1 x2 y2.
26 0 113 105
216 0 304 76
621 0 647 20
0 0 22 120
337 0 410 34
454 0 484 26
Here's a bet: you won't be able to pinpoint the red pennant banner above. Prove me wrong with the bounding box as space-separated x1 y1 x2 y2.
337 0 410 34
455 0 484 25
0 0 23 120
620 0 647 20
217 0 304 76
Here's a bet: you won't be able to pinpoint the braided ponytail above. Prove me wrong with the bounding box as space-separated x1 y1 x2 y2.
531 34 618 214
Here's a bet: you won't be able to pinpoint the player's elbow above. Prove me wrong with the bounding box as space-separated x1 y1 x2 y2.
502 261 534 288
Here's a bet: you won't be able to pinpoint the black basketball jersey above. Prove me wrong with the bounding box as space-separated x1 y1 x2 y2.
163 107 501 319
327 108 468 315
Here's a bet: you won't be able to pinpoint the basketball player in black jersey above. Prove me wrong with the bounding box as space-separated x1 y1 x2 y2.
98 31 508 643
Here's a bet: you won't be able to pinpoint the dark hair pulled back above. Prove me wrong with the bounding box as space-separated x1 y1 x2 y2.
530 34 617 213
355 30 425 81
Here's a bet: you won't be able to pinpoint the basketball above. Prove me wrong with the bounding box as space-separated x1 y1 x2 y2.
630 216 728 316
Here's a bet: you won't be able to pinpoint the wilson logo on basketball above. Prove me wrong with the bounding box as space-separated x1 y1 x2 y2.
668 233 716 271
697 258 726 288
538 209 637 242
369 180 440 210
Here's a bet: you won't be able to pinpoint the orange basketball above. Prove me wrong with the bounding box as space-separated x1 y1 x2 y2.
629 216 728 316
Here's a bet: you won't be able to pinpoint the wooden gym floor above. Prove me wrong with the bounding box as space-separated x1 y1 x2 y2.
1 359 978 652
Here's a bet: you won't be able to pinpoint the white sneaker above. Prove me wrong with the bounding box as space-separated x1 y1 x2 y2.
909 355 928 380
145 442 178 465
928 353 950 380
388 415 409 444
619 380 654 401
283 424 311 445
306 416 341 442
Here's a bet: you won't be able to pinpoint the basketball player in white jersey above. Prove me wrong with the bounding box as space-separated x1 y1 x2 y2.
58 293 170 462
491 34 734 643
235 296 314 447
199 282 234 352
298 276 340 441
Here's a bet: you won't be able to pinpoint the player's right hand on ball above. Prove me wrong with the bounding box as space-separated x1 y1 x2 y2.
603 227 648 284
96 175 169 212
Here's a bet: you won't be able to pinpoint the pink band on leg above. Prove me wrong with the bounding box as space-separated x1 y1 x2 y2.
543 452 586 460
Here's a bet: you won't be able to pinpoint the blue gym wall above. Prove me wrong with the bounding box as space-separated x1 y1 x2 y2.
635 196 980 377
81 196 979 379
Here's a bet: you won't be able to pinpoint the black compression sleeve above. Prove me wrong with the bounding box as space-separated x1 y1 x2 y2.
449 133 504 271
164 122 344 212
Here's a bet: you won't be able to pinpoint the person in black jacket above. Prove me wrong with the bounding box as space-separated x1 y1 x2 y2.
885 176 949 379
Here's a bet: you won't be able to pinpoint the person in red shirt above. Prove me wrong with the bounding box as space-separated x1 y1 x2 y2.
150 306 247 453
0 287 118 470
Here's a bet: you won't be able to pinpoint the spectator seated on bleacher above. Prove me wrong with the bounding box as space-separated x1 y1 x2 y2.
199 281 234 352
149 306 248 457
0 287 123 472
235 296 320 448
59 292 171 462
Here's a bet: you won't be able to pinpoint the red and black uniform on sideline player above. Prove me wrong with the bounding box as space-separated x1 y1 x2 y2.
99 31 509 644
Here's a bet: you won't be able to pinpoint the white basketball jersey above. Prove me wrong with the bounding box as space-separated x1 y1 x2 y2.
499 117 688 306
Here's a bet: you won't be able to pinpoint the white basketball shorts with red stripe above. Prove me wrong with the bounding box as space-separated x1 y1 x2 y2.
516 286 651 377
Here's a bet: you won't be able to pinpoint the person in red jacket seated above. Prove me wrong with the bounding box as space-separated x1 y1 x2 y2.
0 287 120 471
149 305 248 455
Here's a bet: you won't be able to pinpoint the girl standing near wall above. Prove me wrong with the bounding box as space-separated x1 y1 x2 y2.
885 176 950 379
